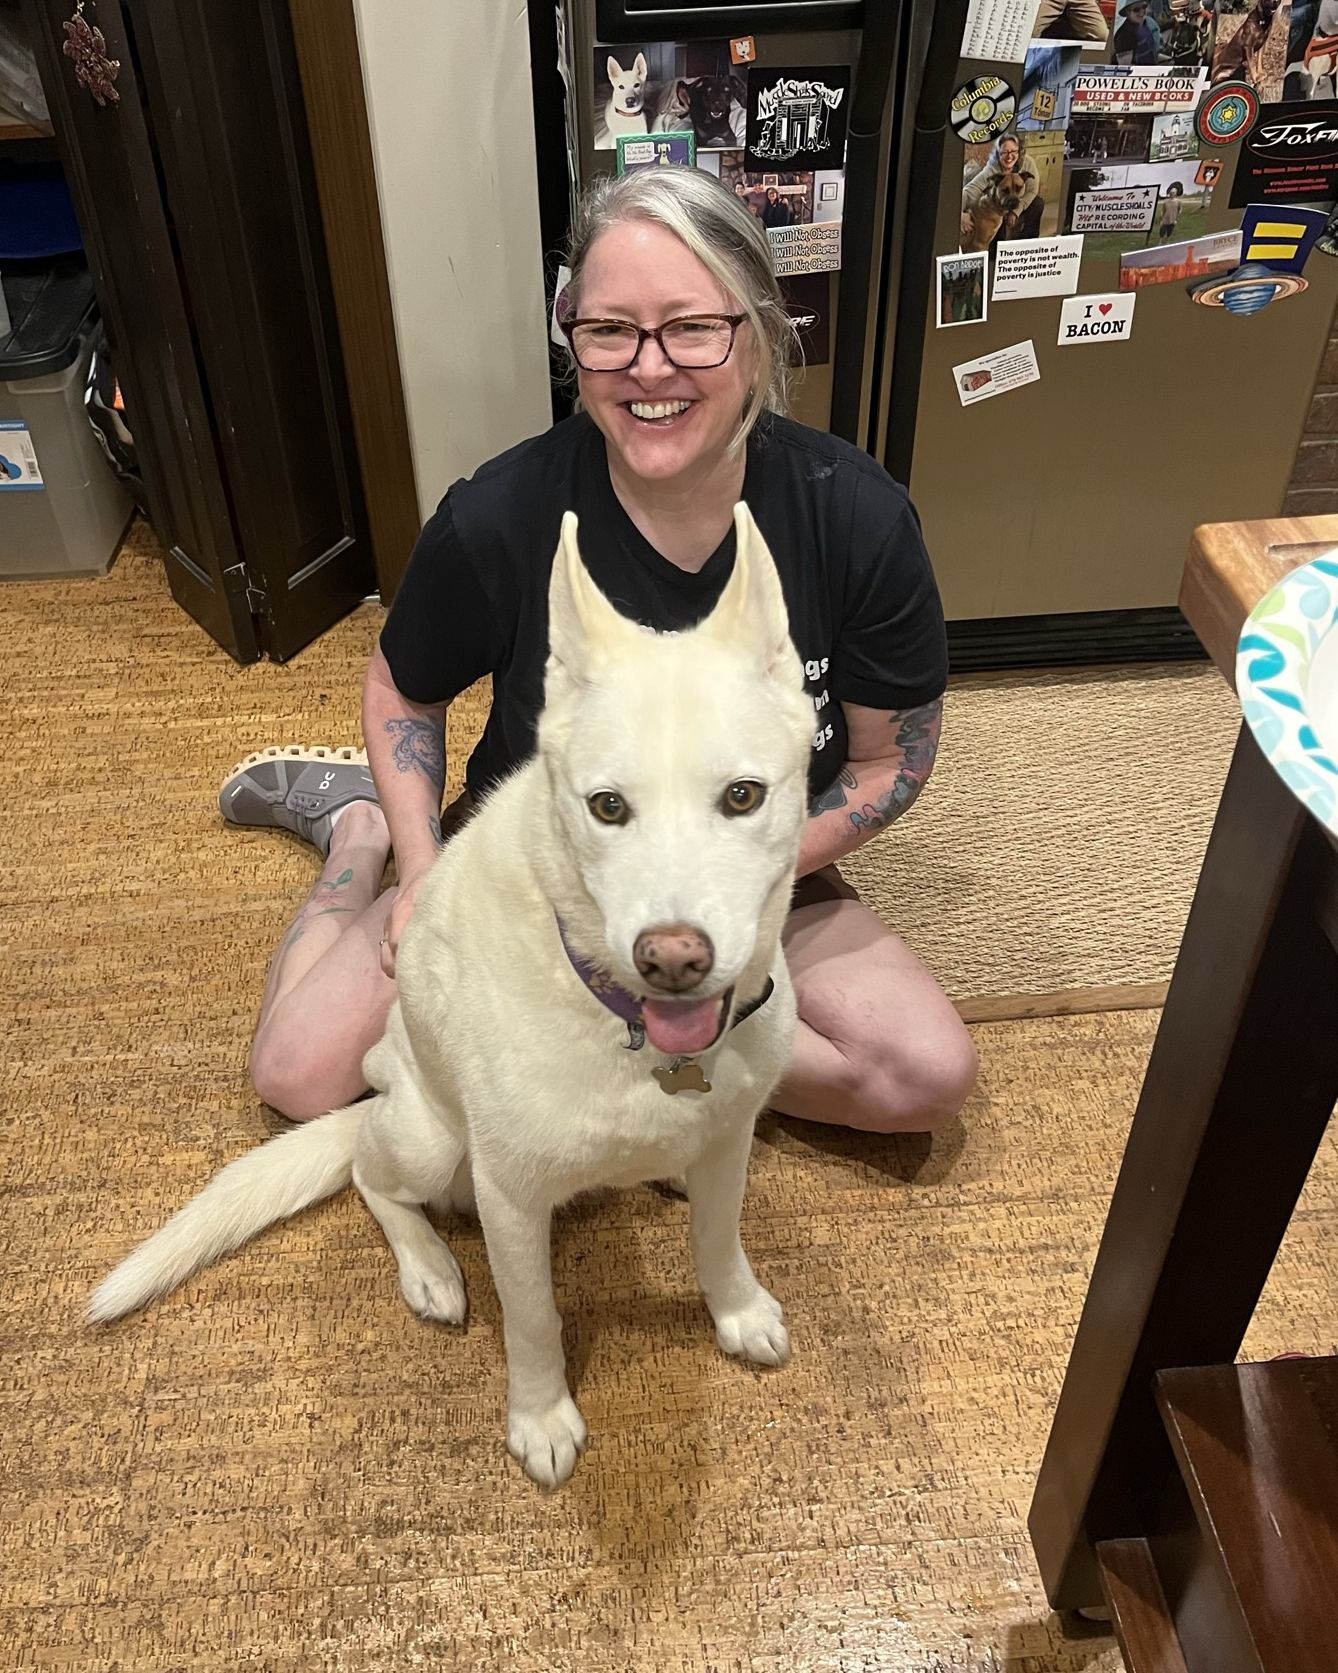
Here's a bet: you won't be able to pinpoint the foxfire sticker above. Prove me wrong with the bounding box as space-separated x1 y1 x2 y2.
1229 101 1338 208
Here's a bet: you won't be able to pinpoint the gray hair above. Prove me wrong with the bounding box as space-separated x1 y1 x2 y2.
561 168 799 454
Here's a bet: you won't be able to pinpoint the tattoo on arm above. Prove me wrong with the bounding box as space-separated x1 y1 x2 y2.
384 716 446 795
848 697 942 835
808 766 857 818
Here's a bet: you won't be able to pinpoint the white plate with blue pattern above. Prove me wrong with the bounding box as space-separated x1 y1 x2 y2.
1236 549 1338 833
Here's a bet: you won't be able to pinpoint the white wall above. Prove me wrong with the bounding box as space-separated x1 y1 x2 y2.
351 0 554 523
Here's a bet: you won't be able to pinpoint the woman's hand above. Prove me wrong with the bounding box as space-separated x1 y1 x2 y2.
380 870 430 978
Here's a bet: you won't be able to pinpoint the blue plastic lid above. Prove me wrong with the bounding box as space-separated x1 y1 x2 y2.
0 163 83 260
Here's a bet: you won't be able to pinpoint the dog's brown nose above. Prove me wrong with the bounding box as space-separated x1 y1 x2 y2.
633 924 714 993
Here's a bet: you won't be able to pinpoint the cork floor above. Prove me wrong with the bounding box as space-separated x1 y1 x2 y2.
4 528 1335 1671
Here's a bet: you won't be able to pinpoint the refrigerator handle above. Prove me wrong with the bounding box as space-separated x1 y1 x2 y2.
828 2 901 446
883 0 972 484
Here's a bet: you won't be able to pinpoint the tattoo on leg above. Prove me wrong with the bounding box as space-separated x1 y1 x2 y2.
281 867 358 951
384 717 446 794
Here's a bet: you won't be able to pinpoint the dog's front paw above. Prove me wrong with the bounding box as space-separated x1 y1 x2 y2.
397 1243 467 1325
507 1396 589 1488
713 1287 791 1367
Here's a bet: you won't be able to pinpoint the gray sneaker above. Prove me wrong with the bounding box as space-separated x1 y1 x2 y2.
218 745 379 857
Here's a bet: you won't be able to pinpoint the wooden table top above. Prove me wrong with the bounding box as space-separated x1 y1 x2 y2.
1181 516 1338 688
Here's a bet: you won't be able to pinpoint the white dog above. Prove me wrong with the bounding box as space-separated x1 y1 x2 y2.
90 505 814 1489
596 52 650 147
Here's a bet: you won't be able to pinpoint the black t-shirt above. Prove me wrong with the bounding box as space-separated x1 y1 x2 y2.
380 412 947 801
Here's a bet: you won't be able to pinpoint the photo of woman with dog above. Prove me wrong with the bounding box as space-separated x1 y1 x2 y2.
960 132 1045 253
220 166 976 1141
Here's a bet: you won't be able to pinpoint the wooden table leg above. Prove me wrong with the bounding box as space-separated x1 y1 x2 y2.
1028 724 1338 1611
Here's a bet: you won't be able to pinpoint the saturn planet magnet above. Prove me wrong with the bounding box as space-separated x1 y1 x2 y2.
1188 204 1327 314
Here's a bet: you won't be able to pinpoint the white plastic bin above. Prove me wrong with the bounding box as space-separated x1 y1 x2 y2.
0 265 133 578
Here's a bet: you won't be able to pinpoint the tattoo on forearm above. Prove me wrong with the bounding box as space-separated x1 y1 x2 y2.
849 697 942 835
384 717 445 792
808 766 857 818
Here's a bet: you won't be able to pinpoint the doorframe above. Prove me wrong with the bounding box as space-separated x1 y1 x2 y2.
286 0 420 600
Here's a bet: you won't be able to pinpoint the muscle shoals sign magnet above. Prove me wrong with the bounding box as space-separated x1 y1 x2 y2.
950 75 1017 145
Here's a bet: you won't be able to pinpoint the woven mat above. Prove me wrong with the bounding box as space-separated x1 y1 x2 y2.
844 662 1242 1009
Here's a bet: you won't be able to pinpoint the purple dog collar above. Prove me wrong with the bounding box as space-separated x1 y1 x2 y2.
555 915 773 1053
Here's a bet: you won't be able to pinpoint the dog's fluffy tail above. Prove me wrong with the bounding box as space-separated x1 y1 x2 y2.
88 1103 367 1323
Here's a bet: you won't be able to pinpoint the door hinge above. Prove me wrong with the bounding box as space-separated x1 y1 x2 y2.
223 562 267 615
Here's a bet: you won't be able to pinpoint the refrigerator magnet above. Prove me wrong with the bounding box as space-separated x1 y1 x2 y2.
592 45 746 153
780 271 832 365
616 130 696 174
768 220 842 277
937 252 989 327
744 67 851 172
1119 229 1242 290
1229 101 1338 209
952 341 1041 408
991 234 1084 300
961 0 1043 64
1195 81 1259 147
1188 203 1328 312
950 75 1017 146
1027 0 1108 50
1057 293 1136 344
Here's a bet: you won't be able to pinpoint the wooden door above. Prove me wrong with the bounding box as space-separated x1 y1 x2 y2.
129 0 374 661
25 0 260 660
26 0 376 661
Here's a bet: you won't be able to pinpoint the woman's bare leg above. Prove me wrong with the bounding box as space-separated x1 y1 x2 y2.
247 801 400 1120
776 891 978 1133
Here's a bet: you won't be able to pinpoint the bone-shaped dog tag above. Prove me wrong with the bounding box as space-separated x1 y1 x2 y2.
653 1058 712 1095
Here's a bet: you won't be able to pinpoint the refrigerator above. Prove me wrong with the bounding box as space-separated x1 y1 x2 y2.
530 0 1338 667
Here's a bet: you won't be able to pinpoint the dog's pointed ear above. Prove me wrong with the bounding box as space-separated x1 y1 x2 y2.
633 52 647 79
547 511 637 687
699 503 799 682
607 55 624 82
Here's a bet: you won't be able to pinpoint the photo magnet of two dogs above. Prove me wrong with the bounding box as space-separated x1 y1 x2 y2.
600 52 745 150
89 504 815 1490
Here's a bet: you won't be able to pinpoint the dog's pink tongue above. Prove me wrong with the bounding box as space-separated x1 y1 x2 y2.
641 996 723 1057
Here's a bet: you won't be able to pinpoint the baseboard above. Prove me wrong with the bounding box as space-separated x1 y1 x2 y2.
948 607 1208 672
955 981 1170 1024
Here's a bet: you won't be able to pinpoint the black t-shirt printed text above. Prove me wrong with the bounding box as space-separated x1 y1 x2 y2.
380 413 947 802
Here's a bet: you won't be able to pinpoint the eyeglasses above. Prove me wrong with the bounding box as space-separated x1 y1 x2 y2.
562 313 748 371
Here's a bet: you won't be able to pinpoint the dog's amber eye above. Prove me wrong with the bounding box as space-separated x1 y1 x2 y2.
588 791 630 826
721 781 766 817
